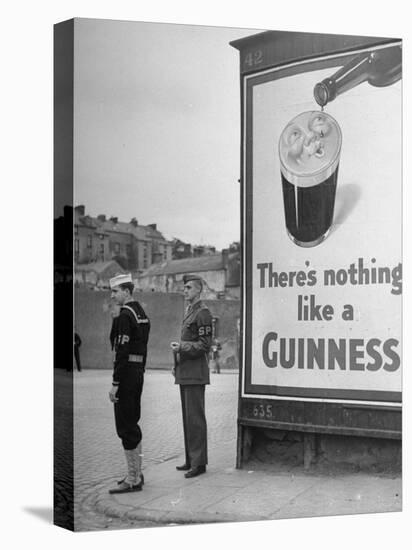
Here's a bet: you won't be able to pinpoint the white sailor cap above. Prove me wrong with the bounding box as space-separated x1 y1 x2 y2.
109 273 132 289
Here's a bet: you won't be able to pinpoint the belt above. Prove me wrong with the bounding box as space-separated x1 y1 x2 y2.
128 354 144 363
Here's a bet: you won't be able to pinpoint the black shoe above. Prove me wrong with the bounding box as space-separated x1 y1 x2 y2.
184 466 206 478
117 473 144 486
176 463 191 471
109 480 142 494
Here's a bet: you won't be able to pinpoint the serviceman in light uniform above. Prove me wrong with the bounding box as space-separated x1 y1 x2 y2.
171 274 213 478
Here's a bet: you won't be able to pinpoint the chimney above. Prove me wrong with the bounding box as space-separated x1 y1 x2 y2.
130 217 138 227
97 214 106 222
148 223 157 231
75 205 85 216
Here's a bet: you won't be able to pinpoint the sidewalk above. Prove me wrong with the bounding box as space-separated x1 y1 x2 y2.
88 441 401 526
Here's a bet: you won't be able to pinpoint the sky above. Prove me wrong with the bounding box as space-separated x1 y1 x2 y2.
72 19 256 250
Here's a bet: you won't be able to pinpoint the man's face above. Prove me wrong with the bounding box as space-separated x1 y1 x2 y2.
183 282 200 303
111 286 128 306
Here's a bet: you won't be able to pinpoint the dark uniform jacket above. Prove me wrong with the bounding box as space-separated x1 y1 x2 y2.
111 301 151 386
175 300 212 385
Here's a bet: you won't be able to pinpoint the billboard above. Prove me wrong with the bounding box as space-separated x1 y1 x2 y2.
242 42 402 405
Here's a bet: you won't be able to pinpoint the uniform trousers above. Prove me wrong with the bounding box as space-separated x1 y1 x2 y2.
74 345 82 371
179 384 207 468
114 367 144 450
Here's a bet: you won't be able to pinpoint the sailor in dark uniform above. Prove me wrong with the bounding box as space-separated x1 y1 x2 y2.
108 273 150 494
171 274 212 478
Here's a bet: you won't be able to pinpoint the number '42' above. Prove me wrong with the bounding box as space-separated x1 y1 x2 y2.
244 50 263 67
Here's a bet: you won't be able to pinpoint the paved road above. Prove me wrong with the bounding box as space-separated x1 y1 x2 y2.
55 369 238 530
55 369 401 532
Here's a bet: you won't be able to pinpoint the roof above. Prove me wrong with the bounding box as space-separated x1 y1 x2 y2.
98 219 141 236
140 254 225 277
74 206 172 244
75 215 98 229
229 30 397 50
144 225 165 240
94 219 168 242
75 260 124 275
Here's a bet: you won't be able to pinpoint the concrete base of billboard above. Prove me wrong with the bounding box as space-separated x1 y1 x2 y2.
246 429 401 474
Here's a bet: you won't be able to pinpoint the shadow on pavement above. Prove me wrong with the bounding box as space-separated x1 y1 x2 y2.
23 507 53 524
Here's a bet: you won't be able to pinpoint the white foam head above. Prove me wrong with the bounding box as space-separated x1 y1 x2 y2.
279 111 342 187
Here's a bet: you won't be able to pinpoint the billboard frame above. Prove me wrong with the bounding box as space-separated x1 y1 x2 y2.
230 30 402 467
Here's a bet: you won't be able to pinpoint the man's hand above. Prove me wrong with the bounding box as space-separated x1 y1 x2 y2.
170 341 181 352
109 385 119 403
170 342 179 377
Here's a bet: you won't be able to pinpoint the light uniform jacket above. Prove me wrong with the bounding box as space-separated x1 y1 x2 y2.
175 300 212 385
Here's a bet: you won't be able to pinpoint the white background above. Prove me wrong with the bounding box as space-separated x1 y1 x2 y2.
250 64 401 393
1 1 410 549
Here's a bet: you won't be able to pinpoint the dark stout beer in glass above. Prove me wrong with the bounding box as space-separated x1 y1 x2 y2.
279 111 342 247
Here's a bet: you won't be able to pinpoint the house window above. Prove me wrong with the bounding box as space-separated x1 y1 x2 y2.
126 244 132 257
75 239 79 261
87 234 92 248
114 242 120 254
99 243 104 261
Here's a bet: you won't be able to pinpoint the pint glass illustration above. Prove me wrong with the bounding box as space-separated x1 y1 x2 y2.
279 111 342 247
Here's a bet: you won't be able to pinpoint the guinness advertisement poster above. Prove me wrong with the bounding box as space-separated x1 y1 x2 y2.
242 42 402 405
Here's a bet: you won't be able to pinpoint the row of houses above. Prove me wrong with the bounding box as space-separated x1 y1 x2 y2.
74 205 173 271
138 248 240 299
68 205 241 299
75 248 241 300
